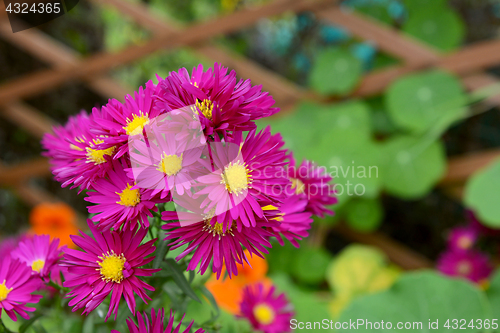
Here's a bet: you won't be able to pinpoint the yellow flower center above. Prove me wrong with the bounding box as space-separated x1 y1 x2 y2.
196 99 214 121
221 161 251 195
31 259 45 273
157 153 183 176
457 236 473 250
0 280 12 302
253 304 275 325
86 146 116 165
98 251 126 283
124 112 149 136
290 177 305 195
457 261 471 276
203 218 235 240
116 184 141 207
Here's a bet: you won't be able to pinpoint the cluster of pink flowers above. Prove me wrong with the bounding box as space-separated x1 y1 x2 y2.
437 214 493 285
36 63 337 331
0 234 63 321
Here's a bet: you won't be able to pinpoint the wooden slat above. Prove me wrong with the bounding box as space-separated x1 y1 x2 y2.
1 102 55 138
441 150 500 185
0 157 51 185
317 7 439 65
0 0 331 106
335 223 434 270
0 20 130 100
93 0 308 106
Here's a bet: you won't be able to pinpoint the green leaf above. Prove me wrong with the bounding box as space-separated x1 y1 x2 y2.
291 246 331 284
386 70 467 133
464 158 500 228
326 245 392 296
164 259 201 303
310 48 363 95
403 8 465 52
19 314 42 333
271 273 331 333
380 135 446 199
339 271 490 332
153 239 171 269
486 269 500 329
402 0 447 14
345 198 383 232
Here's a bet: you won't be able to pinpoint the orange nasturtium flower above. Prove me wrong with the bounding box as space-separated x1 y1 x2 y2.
29 202 79 248
206 251 272 314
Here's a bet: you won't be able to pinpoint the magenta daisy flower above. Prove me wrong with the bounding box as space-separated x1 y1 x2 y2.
163 206 278 279
0 256 42 321
287 157 337 218
128 119 204 199
11 234 64 282
111 309 205 333
92 80 162 158
447 227 478 252
42 111 117 192
239 283 294 333
269 195 313 248
154 63 279 137
436 250 493 284
62 220 160 321
196 127 289 231
85 158 158 230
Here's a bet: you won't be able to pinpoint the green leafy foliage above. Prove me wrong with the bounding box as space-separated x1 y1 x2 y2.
292 246 332 285
465 159 500 228
259 100 382 205
310 48 363 96
344 198 384 232
403 7 465 52
380 135 446 199
386 70 467 134
271 274 331 333
486 269 500 329
339 271 491 332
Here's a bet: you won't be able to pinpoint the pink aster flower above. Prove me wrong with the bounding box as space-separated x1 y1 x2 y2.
0 256 42 321
62 220 160 321
42 111 116 192
437 250 493 284
269 195 313 248
128 119 204 199
196 127 289 231
85 159 158 231
154 63 279 137
163 205 278 279
92 80 162 158
11 234 65 282
447 227 478 252
287 157 337 218
111 309 205 333
239 283 294 333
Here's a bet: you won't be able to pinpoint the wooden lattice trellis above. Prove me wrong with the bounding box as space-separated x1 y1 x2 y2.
1 0 500 270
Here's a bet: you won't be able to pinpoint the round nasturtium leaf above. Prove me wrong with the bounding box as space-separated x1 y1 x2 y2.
386 70 467 134
339 271 490 333
402 0 447 15
380 136 446 199
486 269 500 323
310 48 363 96
464 159 500 228
345 198 384 233
292 246 331 284
403 9 465 52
